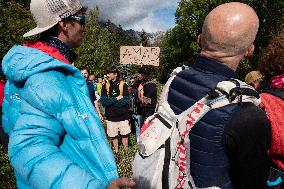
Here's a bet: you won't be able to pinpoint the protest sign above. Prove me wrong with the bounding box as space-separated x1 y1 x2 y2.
120 46 160 66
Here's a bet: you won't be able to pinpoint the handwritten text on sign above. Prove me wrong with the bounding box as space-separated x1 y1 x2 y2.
120 46 160 66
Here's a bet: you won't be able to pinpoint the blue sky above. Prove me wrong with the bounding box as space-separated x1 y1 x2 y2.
82 0 179 33
153 7 176 29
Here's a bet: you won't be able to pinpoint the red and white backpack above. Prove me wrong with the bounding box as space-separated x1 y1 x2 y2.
133 67 261 189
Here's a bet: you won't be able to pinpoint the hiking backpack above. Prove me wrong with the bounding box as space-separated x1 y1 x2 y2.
133 66 261 189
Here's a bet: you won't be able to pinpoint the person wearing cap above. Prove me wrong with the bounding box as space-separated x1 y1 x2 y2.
245 70 264 91
1 0 135 188
137 67 157 123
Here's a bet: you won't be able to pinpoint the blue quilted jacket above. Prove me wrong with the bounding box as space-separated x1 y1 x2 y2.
168 56 238 188
2 45 119 189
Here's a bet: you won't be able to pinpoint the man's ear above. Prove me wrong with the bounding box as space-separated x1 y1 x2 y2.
244 44 255 58
197 34 202 46
58 20 68 32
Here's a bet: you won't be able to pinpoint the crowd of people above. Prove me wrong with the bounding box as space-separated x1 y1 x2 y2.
0 0 283 188
80 66 157 153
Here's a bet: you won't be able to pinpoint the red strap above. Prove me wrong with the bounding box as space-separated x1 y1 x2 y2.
23 41 70 64
140 121 154 135
0 81 5 106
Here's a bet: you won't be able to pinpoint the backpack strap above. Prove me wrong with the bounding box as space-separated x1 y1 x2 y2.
106 81 110 96
119 81 124 96
139 77 261 156
213 78 261 107
175 79 261 142
158 66 189 108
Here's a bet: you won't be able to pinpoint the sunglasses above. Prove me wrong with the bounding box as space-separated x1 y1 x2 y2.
68 15 86 26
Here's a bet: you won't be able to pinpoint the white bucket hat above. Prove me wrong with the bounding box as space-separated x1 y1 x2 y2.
23 0 84 37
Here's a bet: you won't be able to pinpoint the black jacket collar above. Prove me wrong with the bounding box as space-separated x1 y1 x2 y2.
193 56 237 79
40 36 78 63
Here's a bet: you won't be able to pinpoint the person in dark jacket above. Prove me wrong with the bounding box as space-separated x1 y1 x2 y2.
101 66 130 153
81 68 103 122
137 67 157 122
128 78 140 137
258 31 284 188
138 2 270 189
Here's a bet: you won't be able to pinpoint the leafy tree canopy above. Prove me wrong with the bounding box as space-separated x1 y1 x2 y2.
75 7 140 77
0 1 35 62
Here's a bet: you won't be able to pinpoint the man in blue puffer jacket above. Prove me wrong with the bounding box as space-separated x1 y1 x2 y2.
1 0 135 188
166 2 270 189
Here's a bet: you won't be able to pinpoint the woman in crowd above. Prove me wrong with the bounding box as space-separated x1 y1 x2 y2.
137 67 157 122
258 30 284 188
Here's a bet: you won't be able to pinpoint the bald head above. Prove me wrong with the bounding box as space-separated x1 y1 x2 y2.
200 2 259 60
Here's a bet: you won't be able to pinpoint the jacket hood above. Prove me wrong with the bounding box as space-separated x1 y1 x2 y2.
2 45 79 83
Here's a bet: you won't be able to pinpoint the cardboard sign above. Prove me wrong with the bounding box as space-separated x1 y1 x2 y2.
120 46 160 66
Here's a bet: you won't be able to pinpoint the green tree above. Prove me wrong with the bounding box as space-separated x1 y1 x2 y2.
76 9 120 76
0 0 35 62
158 0 210 82
76 8 112 76
115 25 138 47
105 19 113 32
76 8 139 77
139 29 150 46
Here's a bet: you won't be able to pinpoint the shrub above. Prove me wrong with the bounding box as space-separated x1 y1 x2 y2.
0 145 16 189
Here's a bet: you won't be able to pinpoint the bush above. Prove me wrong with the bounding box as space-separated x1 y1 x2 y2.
0 145 16 189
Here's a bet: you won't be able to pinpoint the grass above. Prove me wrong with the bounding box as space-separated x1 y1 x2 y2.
113 133 137 178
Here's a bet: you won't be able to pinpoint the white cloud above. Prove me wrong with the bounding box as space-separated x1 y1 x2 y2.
81 0 178 32
124 12 170 32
